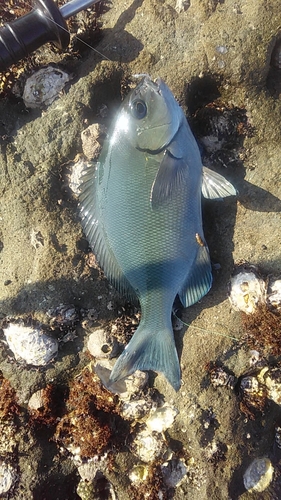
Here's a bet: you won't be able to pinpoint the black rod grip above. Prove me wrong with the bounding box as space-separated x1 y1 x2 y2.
0 0 70 72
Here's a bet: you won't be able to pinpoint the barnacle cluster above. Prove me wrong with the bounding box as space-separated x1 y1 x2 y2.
237 374 268 418
207 362 236 390
228 265 281 357
208 360 281 419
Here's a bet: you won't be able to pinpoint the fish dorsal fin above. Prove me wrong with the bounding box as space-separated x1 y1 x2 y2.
202 166 237 199
79 162 137 303
150 150 187 209
178 242 212 308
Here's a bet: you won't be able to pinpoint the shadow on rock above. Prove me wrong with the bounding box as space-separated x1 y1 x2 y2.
77 0 145 78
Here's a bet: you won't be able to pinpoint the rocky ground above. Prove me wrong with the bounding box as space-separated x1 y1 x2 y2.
0 0 281 498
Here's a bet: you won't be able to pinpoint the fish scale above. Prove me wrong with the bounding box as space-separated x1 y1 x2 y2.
79 76 236 390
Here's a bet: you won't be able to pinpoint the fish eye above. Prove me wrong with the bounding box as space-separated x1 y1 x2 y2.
130 99 147 119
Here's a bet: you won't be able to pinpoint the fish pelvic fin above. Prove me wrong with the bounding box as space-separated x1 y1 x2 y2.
202 166 237 199
109 323 181 391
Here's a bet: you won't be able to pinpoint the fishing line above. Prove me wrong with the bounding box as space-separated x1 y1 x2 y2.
174 313 240 342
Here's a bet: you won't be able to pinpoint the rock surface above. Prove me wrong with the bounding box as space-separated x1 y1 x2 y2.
0 0 281 499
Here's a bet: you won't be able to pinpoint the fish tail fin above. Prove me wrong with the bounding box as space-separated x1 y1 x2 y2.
109 323 181 391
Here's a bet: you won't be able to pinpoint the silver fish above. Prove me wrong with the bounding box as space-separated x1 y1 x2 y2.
79 76 236 390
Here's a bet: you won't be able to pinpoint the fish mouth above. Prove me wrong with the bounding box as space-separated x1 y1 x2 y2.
143 76 163 95
132 74 163 94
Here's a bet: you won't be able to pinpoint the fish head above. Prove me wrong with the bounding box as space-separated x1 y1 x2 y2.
115 76 183 152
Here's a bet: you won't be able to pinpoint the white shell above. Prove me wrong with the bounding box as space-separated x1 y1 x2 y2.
121 398 155 420
228 269 266 314
77 461 109 483
68 158 89 197
28 389 45 411
175 0 190 13
267 277 281 310
0 462 17 495
131 428 167 462
262 367 281 406
145 403 179 433
129 465 149 483
23 66 71 108
243 457 274 492
3 323 58 366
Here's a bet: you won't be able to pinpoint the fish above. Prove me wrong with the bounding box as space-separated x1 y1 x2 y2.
79 76 236 391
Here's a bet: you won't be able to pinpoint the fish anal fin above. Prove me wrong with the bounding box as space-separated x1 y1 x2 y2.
202 166 237 199
178 244 212 308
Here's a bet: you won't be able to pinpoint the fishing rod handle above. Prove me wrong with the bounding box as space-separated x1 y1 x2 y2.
0 0 69 73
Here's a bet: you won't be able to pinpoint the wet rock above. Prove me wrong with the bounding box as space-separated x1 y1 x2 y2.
161 458 188 488
81 123 107 160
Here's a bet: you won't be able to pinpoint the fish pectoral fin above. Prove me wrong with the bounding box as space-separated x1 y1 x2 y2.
150 151 187 209
109 324 181 391
79 162 138 303
178 244 212 308
202 166 237 199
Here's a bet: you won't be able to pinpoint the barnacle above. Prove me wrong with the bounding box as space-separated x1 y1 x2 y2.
237 374 267 418
267 276 281 310
228 265 266 314
207 362 236 390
